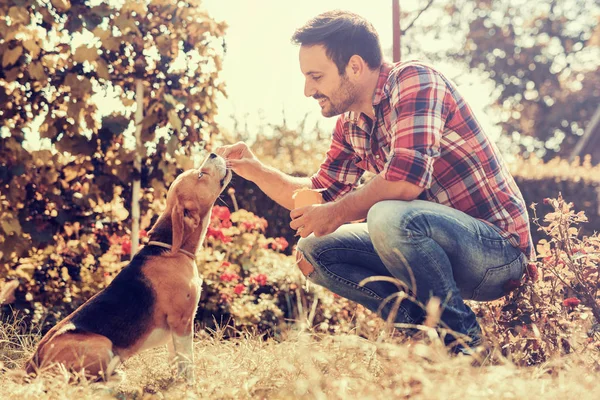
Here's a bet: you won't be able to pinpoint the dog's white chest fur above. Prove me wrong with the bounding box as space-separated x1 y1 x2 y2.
139 328 171 352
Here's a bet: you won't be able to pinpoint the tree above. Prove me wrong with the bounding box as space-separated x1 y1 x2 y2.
400 0 600 160
0 0 226 265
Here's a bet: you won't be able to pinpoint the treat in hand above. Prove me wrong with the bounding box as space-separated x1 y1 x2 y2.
292 188 324 209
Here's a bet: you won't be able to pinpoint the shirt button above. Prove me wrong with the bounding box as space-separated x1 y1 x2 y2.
375 155 380 159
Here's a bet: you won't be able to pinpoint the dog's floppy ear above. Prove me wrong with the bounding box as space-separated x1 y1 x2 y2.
171 202 202 254
171 203 185 254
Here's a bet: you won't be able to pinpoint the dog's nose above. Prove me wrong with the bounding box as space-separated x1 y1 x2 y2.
209 153 218 159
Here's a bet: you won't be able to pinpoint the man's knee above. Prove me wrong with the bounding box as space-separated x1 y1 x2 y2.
367 200 423 240
295 237 317 277
295 250 315 277
368 201 400 242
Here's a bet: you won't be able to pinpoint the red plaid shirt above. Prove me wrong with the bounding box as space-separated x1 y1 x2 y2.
311 61 534 259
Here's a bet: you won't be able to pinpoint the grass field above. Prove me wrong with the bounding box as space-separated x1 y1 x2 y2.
1 321 599 400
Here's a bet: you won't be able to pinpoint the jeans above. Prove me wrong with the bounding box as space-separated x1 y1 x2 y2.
296 200 527 345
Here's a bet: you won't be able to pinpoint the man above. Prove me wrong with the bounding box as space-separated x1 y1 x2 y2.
216 10 533 353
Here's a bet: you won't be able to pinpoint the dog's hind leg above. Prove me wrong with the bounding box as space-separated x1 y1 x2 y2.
35 332 116 381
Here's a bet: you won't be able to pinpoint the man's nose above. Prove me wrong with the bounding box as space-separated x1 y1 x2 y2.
304 80 316 98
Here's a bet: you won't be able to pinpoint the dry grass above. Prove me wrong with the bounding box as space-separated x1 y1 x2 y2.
1 321 600 400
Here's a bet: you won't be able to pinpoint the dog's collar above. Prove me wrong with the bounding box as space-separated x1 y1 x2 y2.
147 241 196 260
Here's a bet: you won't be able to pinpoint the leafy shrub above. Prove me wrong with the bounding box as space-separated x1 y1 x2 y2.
473 194 600 365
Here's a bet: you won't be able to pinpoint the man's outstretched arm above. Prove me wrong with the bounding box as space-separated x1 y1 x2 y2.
215 142 311 210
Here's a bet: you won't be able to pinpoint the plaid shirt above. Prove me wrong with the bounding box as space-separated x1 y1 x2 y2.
311 61 534 259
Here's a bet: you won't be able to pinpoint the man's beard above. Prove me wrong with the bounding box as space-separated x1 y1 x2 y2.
321 75 357 117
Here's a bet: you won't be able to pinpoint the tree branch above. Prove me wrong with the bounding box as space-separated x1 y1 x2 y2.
402 0 435 34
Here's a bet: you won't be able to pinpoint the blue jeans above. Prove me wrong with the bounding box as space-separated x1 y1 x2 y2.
297 200 527 345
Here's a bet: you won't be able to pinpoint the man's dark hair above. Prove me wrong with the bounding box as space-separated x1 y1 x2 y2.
292 10 383 75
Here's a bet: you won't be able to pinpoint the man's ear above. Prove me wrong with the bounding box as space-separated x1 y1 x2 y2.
171 203 185 254
346 55 363 77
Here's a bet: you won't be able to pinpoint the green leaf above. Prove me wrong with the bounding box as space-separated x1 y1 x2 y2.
51 0 71 12
23 40 41 59
73 45 99 63
168 109 182 133
2 46 23 68
8 6 30 25
1 216 22 235
167 134 178 156
55 134 96 157
28 61 47 81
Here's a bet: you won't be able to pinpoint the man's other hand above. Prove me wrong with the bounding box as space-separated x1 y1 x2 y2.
290 202 344 238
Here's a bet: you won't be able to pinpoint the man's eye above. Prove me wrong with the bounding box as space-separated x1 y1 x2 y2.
198 172 205 178
313 76 321 81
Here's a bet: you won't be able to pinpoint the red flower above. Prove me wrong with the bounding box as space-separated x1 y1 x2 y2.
221 261 231 267
207 227 233 243
212 206 231 222
220 272 240 282
251 274 268 286
271 237 289 251
139 230 148 238
563 297 580 308
234 283 245 295
543 198 550 205
121 239 131 255
503 279 522 292
242 218 268 232
526 263 539 281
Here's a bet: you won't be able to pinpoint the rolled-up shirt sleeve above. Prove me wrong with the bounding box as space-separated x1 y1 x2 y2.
382 65 446 189
310 117 364 202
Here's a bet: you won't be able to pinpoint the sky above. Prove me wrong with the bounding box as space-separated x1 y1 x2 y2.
202 0 501 141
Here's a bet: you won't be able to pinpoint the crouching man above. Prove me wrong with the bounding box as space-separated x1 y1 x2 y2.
216 10 533 353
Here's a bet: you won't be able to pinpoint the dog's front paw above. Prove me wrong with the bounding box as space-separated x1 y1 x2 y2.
177 362 195 384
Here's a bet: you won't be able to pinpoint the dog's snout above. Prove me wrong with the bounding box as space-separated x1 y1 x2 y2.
209 153 218 159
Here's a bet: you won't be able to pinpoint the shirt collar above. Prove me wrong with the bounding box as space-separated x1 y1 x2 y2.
371 61 394 106
344 61 394 126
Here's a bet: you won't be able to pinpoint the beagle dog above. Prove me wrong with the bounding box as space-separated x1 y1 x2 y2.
25 153 232 382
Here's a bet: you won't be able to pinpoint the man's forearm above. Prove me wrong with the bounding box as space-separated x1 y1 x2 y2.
251 164 312 210
334 175 424 223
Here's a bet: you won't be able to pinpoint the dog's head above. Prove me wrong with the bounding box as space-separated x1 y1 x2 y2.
150 153 232 254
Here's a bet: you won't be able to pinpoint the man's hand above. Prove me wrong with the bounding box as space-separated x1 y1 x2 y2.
214 142 261 181
290 202 344 238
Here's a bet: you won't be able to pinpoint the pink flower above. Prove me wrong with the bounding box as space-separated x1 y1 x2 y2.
234 283 245 295
271 237 289 251
241 217 268 232
207 227 233 243
526 263 539 281
251 274 268 286
220 272 240 282
221 261 231 267
121 239 131 255
212 206 231 221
